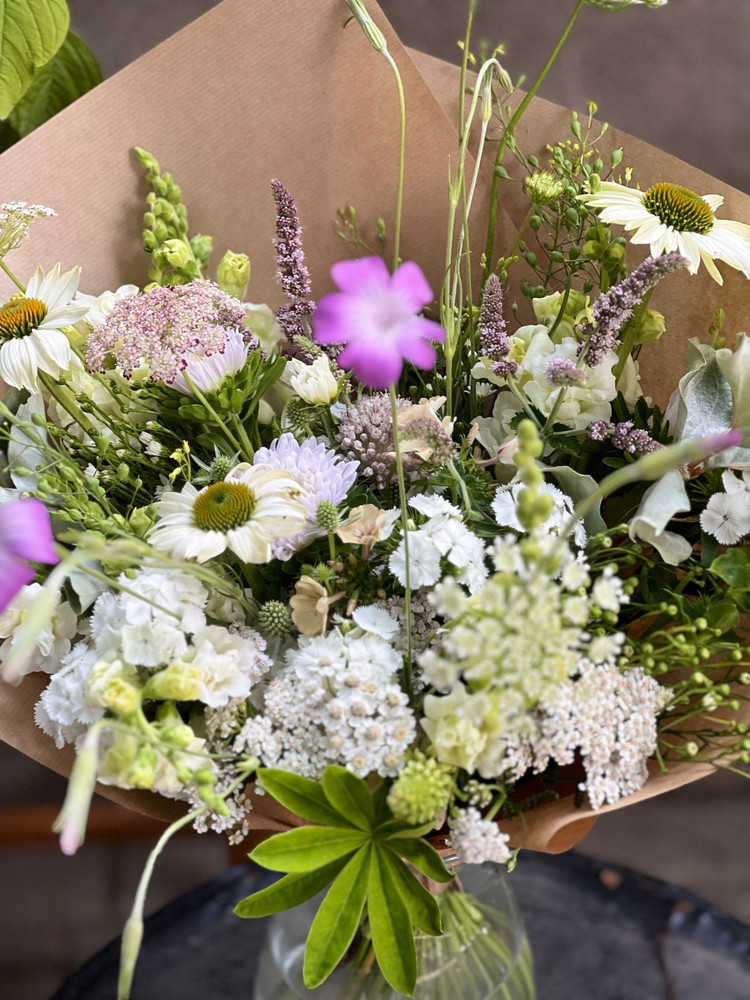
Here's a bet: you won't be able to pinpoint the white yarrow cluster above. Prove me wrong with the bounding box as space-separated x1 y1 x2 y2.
447 807 511 865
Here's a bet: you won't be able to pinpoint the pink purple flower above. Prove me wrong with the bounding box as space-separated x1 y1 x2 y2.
545 357 587 388
313 256 445 389
0 499 58 612
271 180 315 339
478 273 517 377
589 420 663 456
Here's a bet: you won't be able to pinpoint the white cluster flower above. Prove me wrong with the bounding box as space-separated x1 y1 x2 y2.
389 494 488 593
447 807 511 865
0 584 78 674
0 201 56 255
34 644 104 748
191 765 253 846
492 482 586 547
700 470 750 545
234 630 416 779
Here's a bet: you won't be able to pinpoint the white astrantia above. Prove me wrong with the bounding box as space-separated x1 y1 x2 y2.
149 467 307 564
0 584 78 674
578 181 750 285
492 482 587 547
285 354 338 405
234 629 415 779
34 643 105 748
0 264 90 392
700 491 750 545
447 807 511 865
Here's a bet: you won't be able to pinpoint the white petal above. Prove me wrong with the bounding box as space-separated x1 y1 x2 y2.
31 327 73 371
0 337 41 391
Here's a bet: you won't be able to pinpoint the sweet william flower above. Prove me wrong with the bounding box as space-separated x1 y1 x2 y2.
700 491 750 545
0 498 59 612
313 256 445 389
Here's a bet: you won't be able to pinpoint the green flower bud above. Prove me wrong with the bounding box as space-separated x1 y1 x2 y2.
102 678 141 717
258 600 293 639
216 250 251 300
143 663 202 702
523 171 567 207
127 745 157 790
316 500 340 532
387 751 454 826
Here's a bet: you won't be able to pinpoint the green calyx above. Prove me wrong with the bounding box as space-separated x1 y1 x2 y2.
193 481 255 532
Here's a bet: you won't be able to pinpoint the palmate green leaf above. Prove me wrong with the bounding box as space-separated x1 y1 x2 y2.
322 765 376 832
257 768 356 828
8 31 101 138
376 818 435 839
234 858 349 918
383 837 455 884
250 825 367 873
303 845 371 989
380 850 443 936
368 846 417 996
0 0 69 118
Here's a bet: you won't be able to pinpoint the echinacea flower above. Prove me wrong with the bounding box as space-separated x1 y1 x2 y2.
0 498 59 613
700 491 750 545
579 181 750 285
149 467 307 564
0 264 89 391
313 256 445 388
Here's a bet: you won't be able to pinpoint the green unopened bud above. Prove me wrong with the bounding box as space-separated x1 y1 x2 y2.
158 238 193 269
161 724 196 749
118 914 144 1000
127 745 157 790
634 308 666 345
194 768 216 786
143 663 202 702
346 0 388 52
102 678 141 717
258 600 293 639
217 250 251 300
523 171 567 207
316 500 340 532
684 742 699 757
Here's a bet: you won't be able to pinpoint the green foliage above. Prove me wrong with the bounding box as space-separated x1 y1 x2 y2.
711 549 750 591
235 766 454 995
0 0 69 119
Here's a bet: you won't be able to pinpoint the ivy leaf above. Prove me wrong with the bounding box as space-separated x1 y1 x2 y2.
380 848 443 936
322 765 376 832
0 0 69 119
303 845 371 989
383 837 455 884
234 859 349 918
257 768 356 828
7 31 101 138
711 549 750 591
250 826 367 873
368 846 418 995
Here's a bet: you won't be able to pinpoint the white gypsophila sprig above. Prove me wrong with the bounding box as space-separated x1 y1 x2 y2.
0 201 56 257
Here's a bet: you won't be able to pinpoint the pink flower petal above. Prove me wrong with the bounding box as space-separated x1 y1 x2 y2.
410 315 446 343
400 335 437 371
0 499 58 564
331 256 390 295
338 341 403 389
312 292 355 345
0 558 35 614
391 261 434 311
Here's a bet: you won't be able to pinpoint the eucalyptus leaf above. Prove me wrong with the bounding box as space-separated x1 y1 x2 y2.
257 768 356 828
380 849 443 936
680 356 733 444
368 846 418 996
9 392 47 490
234 859 348 918
382 837 454 884
8 31 101 138
250 825 367 873
303 846 371 989
321 766 376 831
0 0 69 118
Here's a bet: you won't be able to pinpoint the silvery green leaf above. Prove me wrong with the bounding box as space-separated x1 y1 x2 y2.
629 469 692 566
718 334 750 447
670 338 718 441
68 564 109 612
9 393 47 491
0 487 23 504
680 356 732 443
544 465 607 534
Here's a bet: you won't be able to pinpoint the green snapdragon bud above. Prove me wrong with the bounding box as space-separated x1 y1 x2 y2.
217 250 251 300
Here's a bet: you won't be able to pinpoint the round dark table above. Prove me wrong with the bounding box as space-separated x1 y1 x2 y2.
50 852 750 1000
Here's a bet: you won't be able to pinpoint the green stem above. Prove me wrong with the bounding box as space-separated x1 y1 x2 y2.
613 287 655 381
458 0 476 145
389 385 413 699
482 0 585 281
230 414 256 462
38 370 99 440
182 374 247 459
0 258 26 293
383 50 406 271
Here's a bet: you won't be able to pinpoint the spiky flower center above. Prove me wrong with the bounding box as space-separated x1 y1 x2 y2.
642 183 714 235
193 481 256 532
0 297 47 340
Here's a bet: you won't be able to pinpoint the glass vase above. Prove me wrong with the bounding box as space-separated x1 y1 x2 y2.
253 861 535 1000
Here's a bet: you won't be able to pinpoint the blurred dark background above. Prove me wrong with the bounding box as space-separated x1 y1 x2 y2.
2 2 750 997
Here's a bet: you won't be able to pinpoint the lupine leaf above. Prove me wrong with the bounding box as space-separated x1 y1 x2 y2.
234 858 349 918
368 846 417 995
257 768 356 828
321 766 376 832
381 850 443 936
303 845 372 988
250 826 367 873
383 837 455 884
0 0 69 118
377 818 435 839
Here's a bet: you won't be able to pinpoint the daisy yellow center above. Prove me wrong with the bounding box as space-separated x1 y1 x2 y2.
642 183 714 235
193 481 256 532
0 297 47 340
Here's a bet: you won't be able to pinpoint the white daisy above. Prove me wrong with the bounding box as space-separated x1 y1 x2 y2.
700 492 750 545
579 181 750 285
0 264 89 391
149 467 307 564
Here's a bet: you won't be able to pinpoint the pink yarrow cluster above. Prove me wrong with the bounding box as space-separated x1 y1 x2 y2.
86 280 248 384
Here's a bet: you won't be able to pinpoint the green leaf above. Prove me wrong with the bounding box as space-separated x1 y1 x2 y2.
543 465 607 534
7 31 101 138
376 818 435 839
368 846 417 995
383 837 455 884
303 845 371 989
711 549 750 591
705 601 740 634
250 826 367 873
234 859 348 918
322 766 376 832
380 850 443 936
257 768 356 828
0 0 69 119
718 334 750 448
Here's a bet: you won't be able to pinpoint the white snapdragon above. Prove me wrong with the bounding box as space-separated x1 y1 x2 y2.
0 584 78 674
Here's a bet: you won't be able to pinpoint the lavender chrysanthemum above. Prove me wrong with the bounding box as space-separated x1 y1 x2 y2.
478 273 518 378
337 393 409 489
545 358 587 388
589 420 663 456
252 433 358 559
581 252 687 367
86 280 246 384
271 179 315 338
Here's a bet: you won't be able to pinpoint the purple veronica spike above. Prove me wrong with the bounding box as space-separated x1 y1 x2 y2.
0 499 58 612
313 256 445 389
271 179 315 338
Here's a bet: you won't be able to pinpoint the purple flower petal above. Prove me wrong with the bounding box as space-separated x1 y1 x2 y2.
338 341 403 390
399 335 437 371
391 261 434 312
0 558 35 614
312 292 354 345
0 499 58 564
410 315 446 344
331 256 390 295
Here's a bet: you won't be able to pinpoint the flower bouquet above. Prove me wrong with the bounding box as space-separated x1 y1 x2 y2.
2 0 750 997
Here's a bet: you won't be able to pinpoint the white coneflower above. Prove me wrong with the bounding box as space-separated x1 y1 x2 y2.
579 181 750 285
700 492 750 545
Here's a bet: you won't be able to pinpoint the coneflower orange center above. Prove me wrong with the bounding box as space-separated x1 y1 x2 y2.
642 183 714 235
193 481 256 532
0 297 47 340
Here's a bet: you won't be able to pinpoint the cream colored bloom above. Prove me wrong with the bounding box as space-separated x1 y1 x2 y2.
397 395 455 462
244 302 285 355
579 181 750 285
0 583 78 674
290 576 334 636
149 467 306 564
336 504 400 558
285 354 338 405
